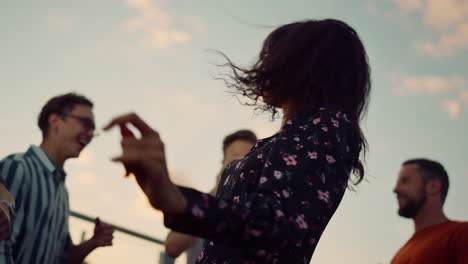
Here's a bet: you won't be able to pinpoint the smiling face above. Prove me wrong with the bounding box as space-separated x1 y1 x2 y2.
393 164 427 219
53 104 95 159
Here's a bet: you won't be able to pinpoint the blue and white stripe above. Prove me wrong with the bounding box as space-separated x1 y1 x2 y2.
0 145 73 264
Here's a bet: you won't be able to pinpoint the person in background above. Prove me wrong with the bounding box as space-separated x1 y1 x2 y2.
392 158 468 264
0 93 114 264
165 129 257 263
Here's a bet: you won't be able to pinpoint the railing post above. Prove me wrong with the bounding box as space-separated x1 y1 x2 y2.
159 252 175 264
80 231 87 243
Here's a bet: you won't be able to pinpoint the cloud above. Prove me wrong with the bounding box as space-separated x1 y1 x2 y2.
392 0 424 11
393 75 466 96
122 0 195 50
460 90 468 105
181 16 208 34
441 100 461 118
416 22 468 57
389 0 468 57
45 14 74 33
392 74 468 119
75 172 97 184
423 0 468 30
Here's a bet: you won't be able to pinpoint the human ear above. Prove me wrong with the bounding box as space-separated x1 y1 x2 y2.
426 180 441 197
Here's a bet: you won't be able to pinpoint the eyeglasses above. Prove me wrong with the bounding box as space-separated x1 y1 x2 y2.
63 114 96 133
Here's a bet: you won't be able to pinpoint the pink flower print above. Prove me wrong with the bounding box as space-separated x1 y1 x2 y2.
343 113 349 121
257 154 263 159
235 162 242 169
282 189 290 198
283 154 298 166
260 177 267 184
321 126 328 132
321 173 326 183
257 250 266 257
197 249 204 261
308 151 318 159
310 238 317 245
313 117 321 124
332 119 340 127
293 137 300 142
191 205 205 219
239 172 245 179
273 170 283 179
273 191 281 197
326 155 336 164
318 190 330 203
296 215 308 229
223 175 230 185
233 196 240 203
250 229 262 237
218 200 228 209
286 120 292 125
264 161 272 168
295 144 303 150
276 210 285 217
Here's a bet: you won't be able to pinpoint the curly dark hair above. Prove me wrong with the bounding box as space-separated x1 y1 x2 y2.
219 19 371 184
38 92 93 139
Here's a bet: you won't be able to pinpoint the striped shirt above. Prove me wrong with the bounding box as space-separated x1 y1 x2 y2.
0 145 73 264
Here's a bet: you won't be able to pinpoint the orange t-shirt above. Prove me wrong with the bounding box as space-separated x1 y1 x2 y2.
391 221 468 264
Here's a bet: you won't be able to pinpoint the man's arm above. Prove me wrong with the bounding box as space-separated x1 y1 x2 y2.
67 218 114 264
164 231 197 258
0 183 15 240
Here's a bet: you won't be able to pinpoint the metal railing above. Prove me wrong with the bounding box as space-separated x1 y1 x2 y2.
70 211 175 264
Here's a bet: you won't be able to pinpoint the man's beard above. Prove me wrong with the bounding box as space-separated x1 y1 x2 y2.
398 190 427 218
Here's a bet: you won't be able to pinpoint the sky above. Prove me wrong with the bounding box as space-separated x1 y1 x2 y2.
1 0 468 263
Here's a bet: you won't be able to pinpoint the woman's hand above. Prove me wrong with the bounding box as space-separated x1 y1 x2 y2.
104 113 187 214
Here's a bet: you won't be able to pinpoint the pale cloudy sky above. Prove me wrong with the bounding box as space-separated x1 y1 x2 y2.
1 0 468 263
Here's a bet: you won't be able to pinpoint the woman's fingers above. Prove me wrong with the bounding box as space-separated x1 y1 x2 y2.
103 113 158 138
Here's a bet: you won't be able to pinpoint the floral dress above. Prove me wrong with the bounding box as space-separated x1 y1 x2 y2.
165 106 357 264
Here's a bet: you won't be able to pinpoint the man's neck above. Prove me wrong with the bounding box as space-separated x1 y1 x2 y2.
40 140 65 169
413 206 448 232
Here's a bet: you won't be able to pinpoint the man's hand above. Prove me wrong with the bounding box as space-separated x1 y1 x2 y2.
0 202 12 240
90 218 114 247
0 183 14 240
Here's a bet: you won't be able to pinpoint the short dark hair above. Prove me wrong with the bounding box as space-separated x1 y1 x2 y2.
222 129 257 156
219 19 370 185
403 158 450 204
38 92 93 138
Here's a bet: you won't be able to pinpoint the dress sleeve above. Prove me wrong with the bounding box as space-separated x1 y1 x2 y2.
165 114 350 252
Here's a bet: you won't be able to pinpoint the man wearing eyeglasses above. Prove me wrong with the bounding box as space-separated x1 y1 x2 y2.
0 93 114 264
